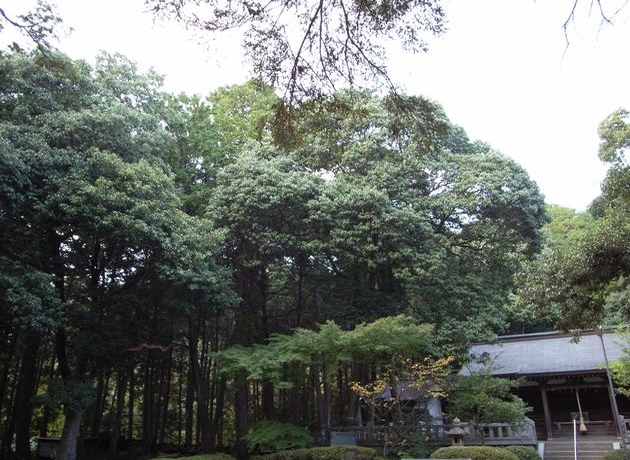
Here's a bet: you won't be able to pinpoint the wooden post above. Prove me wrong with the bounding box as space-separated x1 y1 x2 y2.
606 384 623 438
542 388 553 440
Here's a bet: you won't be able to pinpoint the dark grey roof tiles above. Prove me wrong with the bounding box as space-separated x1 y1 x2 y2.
462 330 626 376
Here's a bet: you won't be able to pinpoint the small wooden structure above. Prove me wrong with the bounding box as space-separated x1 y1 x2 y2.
36 437 102 460
36 438 59 459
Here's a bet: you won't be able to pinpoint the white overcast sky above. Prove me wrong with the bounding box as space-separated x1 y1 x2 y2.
5 0 630 210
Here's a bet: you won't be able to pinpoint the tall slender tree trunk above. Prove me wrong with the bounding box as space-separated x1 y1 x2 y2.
185 361 194 452
210 375 226 451
285 365 301 425
142 353 157 450
91 368 105 437
127 361 135 441
14 334 40 460
233 371 249 460
313 364 331 443
177 354 183 449
1 350 20 460
188 313 212 452
55 328 86 460
262 382 275 420
159 351 172 445
39 352 57 438
0 333 18 433
110 365 128 455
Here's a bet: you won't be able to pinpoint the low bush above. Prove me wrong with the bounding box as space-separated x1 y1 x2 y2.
505 446 541 460
149 454 236 460
603 449 627 460
431 445 519 460
256 445 383 460
244 420 314 452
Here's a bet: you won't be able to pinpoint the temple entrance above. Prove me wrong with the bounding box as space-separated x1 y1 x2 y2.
516 385 625 439
546 387 614 437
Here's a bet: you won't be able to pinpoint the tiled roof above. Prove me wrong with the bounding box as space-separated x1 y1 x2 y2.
462 329 626 376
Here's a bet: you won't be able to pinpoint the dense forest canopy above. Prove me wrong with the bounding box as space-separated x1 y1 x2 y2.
1 2 630 460
0 48 555 460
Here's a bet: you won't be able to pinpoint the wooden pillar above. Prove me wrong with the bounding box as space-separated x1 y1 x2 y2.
606 383 622 438
541 388 553 440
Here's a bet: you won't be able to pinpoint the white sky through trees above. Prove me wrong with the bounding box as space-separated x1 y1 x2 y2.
3 0 630 211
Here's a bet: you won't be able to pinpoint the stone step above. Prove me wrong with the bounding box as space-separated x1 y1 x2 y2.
546 442 617 447
545 441 613 450
544 453 612 460
543 436 617 460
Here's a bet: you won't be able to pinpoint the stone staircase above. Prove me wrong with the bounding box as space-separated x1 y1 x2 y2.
543 436 618 460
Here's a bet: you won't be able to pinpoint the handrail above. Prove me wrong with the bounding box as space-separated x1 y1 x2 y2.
349 418 537 446
573 419 577 460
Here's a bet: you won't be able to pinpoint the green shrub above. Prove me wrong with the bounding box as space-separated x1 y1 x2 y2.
505 446 541 460
603 449 627 460
244 420 314 452
389 443 433 460
257 445 383 460
431 446 519 460
150 454 236 460
504 445 541 460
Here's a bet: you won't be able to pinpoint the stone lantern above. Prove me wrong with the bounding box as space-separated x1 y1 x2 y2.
446 418 466 446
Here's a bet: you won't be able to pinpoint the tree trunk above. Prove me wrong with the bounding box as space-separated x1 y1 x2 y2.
110 366 128 455
286 366 301 425
188 315 212 452
312 361 332 439
262 381 276 420
1 350 20 460
127 361 135 440
177 352 184 449
185 361 194 451
57 409 82 460
210 375 227 451
14 334 40 460
91 368 105 437
142 353 158 450
233 371 249 460
0 333 18 433
159 351 173 445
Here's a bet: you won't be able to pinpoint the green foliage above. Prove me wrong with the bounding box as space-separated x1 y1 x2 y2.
150 455 236 460
164 80 279 213
35 379 94 413
0 257 62 334
244 420 313 452
448 366 530 435
516 207 630 330
602 449 628 460
347 316 434 362
199 87 547 353
390 442 433 460
516 108 630 330
609 328 630 396
215 315 436 384
0 49 234 457
431 446 519 460
511 205 598 332
504 446 541 460
257 446 382 460
207 80 279 156
0 48 551 455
